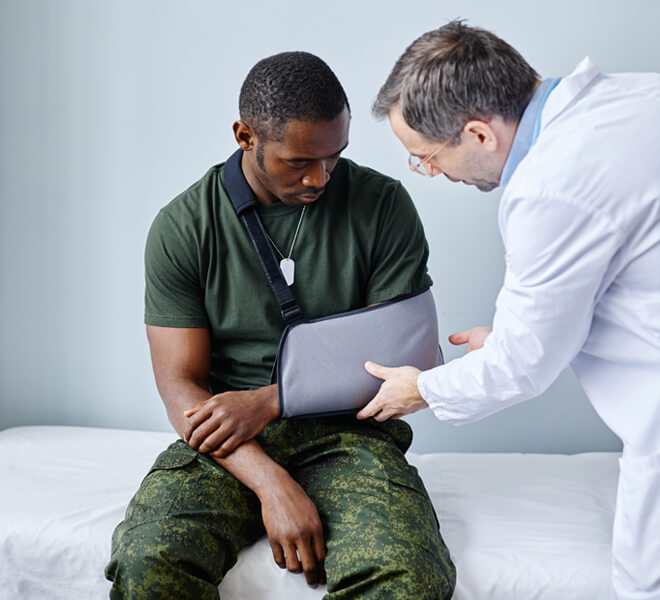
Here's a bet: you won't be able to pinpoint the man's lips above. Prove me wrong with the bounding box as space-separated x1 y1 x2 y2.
297 191 323 202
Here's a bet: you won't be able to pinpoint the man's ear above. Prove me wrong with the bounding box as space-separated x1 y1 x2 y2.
463 120 498 153
232 120 256 151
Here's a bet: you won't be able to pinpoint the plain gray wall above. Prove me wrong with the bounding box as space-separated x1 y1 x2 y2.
2 0 658 452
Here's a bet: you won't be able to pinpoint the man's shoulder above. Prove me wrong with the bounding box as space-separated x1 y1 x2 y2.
160 164 224 220
334 157 402 189
330 158 409 211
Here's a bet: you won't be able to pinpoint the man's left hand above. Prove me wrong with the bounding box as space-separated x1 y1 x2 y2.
184 384 279 457
356 362 428 421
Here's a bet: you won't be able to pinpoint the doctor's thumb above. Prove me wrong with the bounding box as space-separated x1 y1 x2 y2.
448 331 469 345
364 361 388 380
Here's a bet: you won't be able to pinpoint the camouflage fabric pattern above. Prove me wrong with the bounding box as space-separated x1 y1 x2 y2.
106 417 456 599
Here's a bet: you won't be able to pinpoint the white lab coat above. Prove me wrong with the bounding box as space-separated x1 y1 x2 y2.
417 58 660 599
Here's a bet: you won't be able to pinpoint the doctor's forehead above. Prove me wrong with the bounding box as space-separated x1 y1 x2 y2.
388 105 435 156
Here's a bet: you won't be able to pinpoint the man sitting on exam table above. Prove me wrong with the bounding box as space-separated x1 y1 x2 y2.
105 51 456 599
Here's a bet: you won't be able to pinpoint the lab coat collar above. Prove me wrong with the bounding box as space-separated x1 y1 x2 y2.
540 57 602 130
500 57 602 189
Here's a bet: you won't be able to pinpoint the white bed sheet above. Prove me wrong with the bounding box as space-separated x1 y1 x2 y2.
0 426 619 599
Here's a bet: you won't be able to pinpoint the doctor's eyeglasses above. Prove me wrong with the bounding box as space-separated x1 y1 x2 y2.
408 147 443 177
408 130 462 177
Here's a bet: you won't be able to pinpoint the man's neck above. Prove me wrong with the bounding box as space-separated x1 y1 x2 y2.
240 151 279 205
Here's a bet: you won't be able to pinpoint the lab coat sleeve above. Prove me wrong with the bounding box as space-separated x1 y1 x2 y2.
418 191 622 424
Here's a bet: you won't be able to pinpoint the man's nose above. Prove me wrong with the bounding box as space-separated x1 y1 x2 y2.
302 161 330 188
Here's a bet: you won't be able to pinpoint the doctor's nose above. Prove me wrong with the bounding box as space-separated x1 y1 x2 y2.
428 164 443 178
302 161 331 188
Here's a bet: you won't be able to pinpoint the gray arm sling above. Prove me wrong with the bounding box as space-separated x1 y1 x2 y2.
223 149 443 418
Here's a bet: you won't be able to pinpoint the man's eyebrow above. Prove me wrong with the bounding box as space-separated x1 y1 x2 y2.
285 142 350 162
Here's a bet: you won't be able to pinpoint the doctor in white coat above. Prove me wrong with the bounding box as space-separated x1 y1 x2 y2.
359 20 660 600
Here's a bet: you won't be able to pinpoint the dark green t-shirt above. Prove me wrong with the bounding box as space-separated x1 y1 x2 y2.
145 157 432 394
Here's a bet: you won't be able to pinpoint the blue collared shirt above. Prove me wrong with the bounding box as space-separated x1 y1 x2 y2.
499 78 561 189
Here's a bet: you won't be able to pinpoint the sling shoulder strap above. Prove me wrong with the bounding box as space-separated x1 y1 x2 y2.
222 149 303 324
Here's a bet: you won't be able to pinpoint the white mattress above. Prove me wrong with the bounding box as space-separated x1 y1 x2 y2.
0 426 619 599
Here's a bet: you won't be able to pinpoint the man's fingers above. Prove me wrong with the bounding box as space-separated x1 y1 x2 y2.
269 540 286 569
183 404 212 443
210 433 240 458
187 413 222 450
283 543 302 573
298 539 320 585
312 533 326 584
448 330 470 345
183 405 201 417
197 424 232 454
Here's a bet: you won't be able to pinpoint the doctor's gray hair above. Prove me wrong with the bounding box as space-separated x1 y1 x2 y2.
372 20 539 144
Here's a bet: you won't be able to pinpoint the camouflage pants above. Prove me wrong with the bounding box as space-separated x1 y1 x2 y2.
106 417 456 599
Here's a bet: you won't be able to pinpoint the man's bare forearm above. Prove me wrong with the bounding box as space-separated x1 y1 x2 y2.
213 439 290 499
159 378 214 438
159 379 286 496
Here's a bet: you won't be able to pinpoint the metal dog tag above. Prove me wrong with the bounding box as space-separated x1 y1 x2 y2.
280 258 295 286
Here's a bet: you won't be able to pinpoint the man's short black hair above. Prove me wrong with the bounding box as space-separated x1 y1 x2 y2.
239 51 350 140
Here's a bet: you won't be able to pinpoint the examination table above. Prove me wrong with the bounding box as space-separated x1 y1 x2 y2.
0 426 618 599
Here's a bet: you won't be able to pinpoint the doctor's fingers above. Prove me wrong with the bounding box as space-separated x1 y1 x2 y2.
356 393 385 420
358 398 399 422
450 326 492 353
448 330 471 345
372 405 400 422
364 360 395 380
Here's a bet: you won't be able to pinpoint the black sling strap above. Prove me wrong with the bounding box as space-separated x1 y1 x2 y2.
223 149 303 324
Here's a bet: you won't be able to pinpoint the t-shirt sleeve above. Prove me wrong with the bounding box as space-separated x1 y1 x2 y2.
144 210 209 328
364 181 432 304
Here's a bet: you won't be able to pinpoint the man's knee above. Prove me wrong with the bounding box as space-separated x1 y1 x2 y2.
106 520 223 600
382 551 455 600
326 551 454 600
306 432 455 598
324 506 455 599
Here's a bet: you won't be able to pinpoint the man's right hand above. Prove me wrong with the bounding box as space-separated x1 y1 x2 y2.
449 326 493 353
183 384 279 458
259 471 327 587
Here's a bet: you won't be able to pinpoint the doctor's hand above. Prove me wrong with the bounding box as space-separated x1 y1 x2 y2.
449 326 492 353
356 362 428 422
183 384 279 458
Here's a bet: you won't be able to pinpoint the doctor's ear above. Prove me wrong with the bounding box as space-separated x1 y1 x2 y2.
463 120 498 152
233 120 256 151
